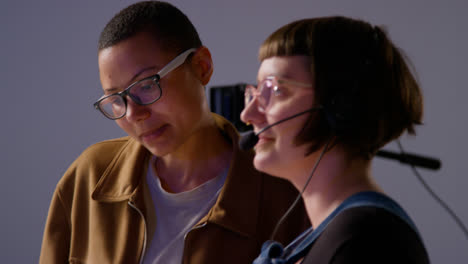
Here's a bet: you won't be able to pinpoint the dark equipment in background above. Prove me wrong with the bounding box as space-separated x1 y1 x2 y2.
208 83 252 133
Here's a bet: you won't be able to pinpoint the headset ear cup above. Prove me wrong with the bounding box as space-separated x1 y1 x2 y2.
323 107 338 135
324 95 356 137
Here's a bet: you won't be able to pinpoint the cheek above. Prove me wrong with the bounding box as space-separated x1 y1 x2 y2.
266 95 315 141
166 87 206 120
161 74 203 108
115 119 134 135
253 149 278 175
267 110 304 143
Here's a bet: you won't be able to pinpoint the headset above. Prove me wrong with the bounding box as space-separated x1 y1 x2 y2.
208 83 467 241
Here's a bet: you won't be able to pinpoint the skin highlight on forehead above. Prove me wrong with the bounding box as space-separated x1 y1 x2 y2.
98 32 171 95
258 56 314 85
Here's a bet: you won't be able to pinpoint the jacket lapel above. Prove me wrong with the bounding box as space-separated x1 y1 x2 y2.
90 114 262 239
91 137 150 203
199 114 263 238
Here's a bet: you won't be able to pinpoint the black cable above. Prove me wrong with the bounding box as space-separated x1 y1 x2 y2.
396 140 468 240
270 138 331 240
270 138 468 242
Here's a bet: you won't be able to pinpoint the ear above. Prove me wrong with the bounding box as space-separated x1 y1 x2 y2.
190 46 213 85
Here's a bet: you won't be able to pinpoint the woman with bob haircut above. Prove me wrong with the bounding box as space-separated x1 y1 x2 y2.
241 16 430 263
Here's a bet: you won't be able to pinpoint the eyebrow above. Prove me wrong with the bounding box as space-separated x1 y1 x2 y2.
103 66 159 94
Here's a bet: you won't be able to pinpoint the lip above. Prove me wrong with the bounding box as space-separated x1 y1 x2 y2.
256 135 274 147
139 125 168 143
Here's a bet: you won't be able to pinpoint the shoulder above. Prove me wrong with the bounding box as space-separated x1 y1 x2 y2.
327 206 415 236
303 207 430 264
55 137 135 191
77 136 132 163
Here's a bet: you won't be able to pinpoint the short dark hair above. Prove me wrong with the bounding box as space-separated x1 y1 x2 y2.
259 16 423 158
98 1 202 53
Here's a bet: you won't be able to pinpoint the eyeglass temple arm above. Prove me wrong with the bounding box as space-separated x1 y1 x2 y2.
157 48 197 78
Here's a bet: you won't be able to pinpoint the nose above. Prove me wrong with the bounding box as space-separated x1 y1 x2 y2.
125 97 150 122
240 98 265 128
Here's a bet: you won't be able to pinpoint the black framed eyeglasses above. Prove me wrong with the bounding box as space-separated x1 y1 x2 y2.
94 48 196 120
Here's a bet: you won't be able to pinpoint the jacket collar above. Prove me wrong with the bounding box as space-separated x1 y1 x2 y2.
91 137 150 202
198 114 262 238
92 113 262 238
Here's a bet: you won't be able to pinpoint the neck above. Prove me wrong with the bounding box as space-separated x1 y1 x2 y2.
291 147 382 228
155 117 233 193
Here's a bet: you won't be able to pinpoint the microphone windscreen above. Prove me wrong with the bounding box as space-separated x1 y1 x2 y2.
239 131 259 150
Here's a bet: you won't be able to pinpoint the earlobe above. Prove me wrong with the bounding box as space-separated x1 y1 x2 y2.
191 46 213 85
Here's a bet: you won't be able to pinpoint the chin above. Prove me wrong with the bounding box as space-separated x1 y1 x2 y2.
142 140 175 157
253 152 283 178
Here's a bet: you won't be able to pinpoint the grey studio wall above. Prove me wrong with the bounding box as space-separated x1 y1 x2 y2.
1 0 466 263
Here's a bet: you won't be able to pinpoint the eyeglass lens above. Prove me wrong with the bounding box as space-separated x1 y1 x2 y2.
99 78 161 119
245 78 277 112
95 48 196 120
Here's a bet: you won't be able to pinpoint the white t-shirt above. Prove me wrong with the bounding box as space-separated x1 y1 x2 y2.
142 156 227 264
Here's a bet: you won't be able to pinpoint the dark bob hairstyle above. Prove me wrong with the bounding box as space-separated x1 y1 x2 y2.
259 16 423 158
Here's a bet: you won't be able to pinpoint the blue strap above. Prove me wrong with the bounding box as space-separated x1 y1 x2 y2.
253 191 420 264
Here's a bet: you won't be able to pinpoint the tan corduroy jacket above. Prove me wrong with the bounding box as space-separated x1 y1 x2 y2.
39 114 310 264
